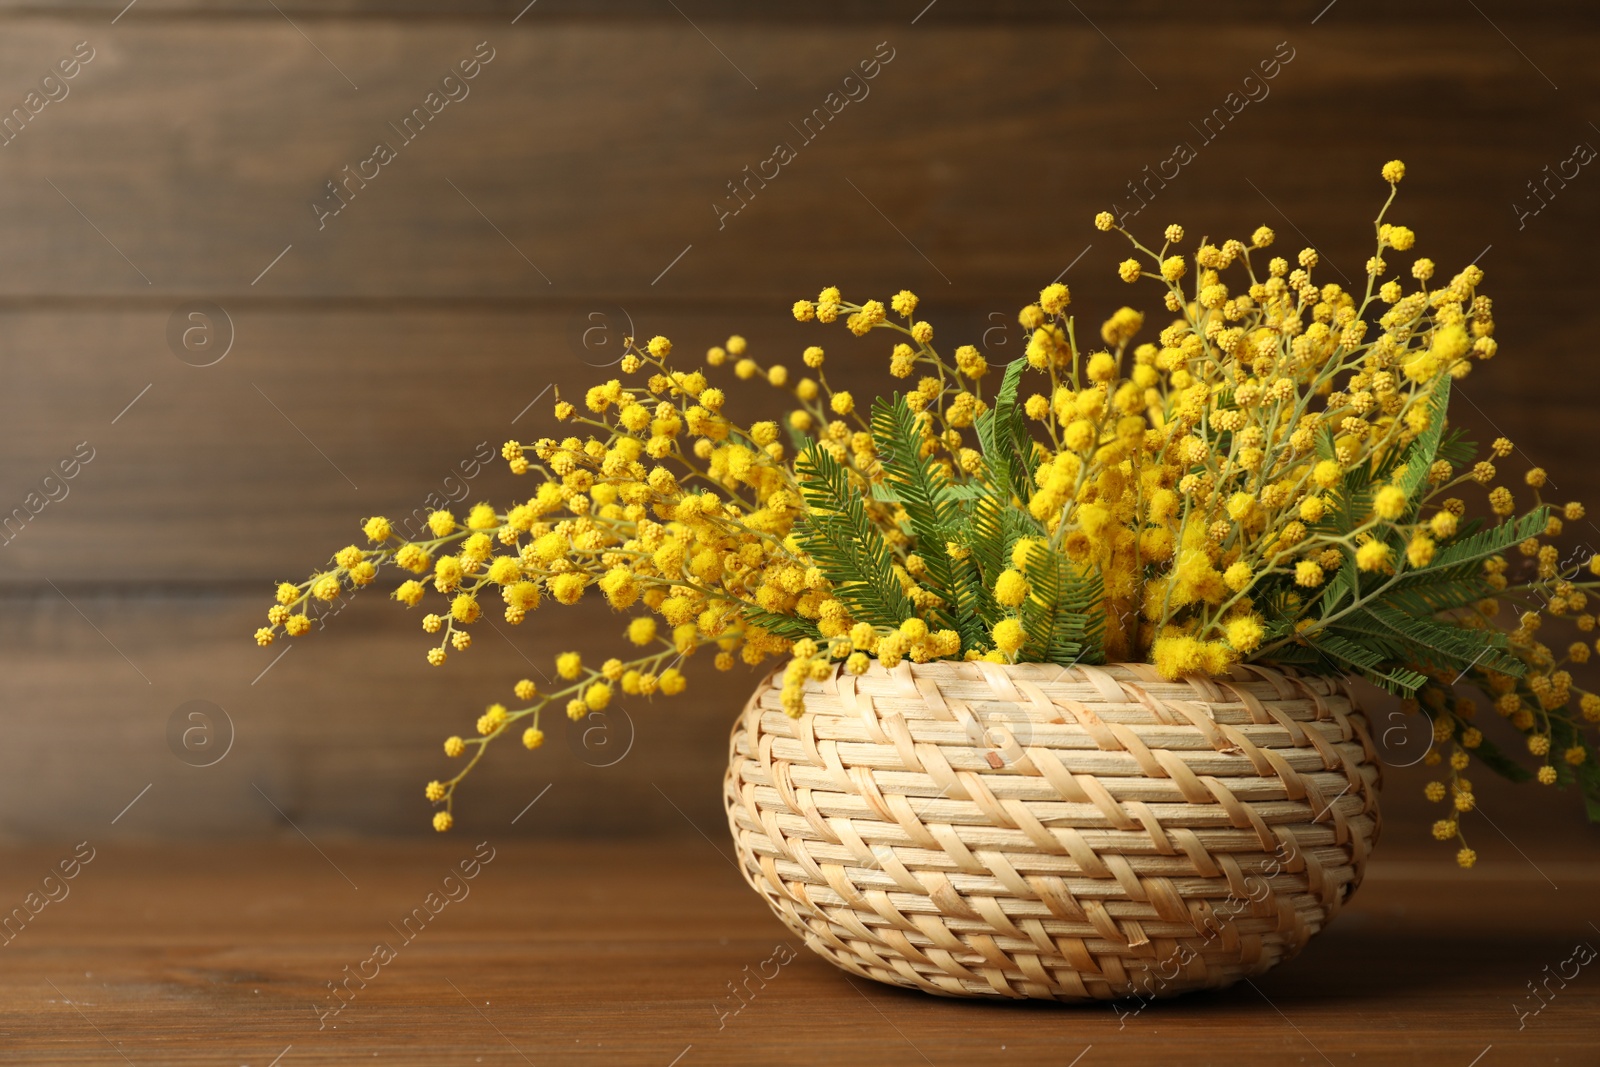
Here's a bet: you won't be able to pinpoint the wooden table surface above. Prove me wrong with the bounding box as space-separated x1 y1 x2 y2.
3 837 1596 1066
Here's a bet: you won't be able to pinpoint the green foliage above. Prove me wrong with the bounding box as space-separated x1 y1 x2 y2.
740 605 821 644
1391 378 1451 510
973 357 1037 508
1017 538 1104 664
869 394 983 649
793 441 914 629
1434 428 1478 468
1307 632 1429 696
1328 603 1521 679
792 358 1104 666
1291 407 1545 697
966 359 1104 664
1414 508 1550 575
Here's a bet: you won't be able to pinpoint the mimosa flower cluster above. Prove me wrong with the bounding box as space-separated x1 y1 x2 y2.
257 162 1599 863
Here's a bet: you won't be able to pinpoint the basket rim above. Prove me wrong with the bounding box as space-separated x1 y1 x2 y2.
756 656 1352 697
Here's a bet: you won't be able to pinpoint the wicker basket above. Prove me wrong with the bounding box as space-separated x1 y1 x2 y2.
723 660 1381 1001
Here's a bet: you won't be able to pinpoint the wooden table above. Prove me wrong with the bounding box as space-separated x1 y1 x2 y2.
2 838 1595 1066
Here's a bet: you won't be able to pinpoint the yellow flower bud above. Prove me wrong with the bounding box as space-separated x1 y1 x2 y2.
994 570 1029 608
1374 485 1407 521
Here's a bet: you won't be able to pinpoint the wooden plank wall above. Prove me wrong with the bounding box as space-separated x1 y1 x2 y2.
2 1 1598 845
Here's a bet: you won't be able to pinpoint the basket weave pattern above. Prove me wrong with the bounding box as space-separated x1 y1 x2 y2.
723 660 1381 1001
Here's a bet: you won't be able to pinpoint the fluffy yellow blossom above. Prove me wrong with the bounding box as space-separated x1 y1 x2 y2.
550 572 587 604
1039 283 1070 315
994 570 1029 608
1371 486 1407 521
1295 561 1324 587
1226 615 1264 653
1356 540 1391 572
1406 535 1436 569
1152 634 1236 678
992 619 1025 656
1064 419 1096 452
627 616 657 645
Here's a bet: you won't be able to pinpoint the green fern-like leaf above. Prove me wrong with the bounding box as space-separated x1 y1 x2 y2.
1304 632 1430 696
1333 603 1522 678
1435 428 1478 468
1391 377 1452 510
793 442 914 629
974 357 1036 507
739 605 822 643
1317 552 1359 616
869 393 988 649
1373 578 1495 621
1018 540 1105 665
1403 508 1550 578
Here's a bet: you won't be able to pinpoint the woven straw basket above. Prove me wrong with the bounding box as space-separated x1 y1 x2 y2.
723 660 1381 1001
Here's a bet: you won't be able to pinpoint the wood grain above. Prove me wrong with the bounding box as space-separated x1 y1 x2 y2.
0 589 741 840
0 838 1596 1064
0 18 1592 302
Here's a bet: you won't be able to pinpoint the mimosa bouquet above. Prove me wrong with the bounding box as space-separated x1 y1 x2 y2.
255 161 1599 865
